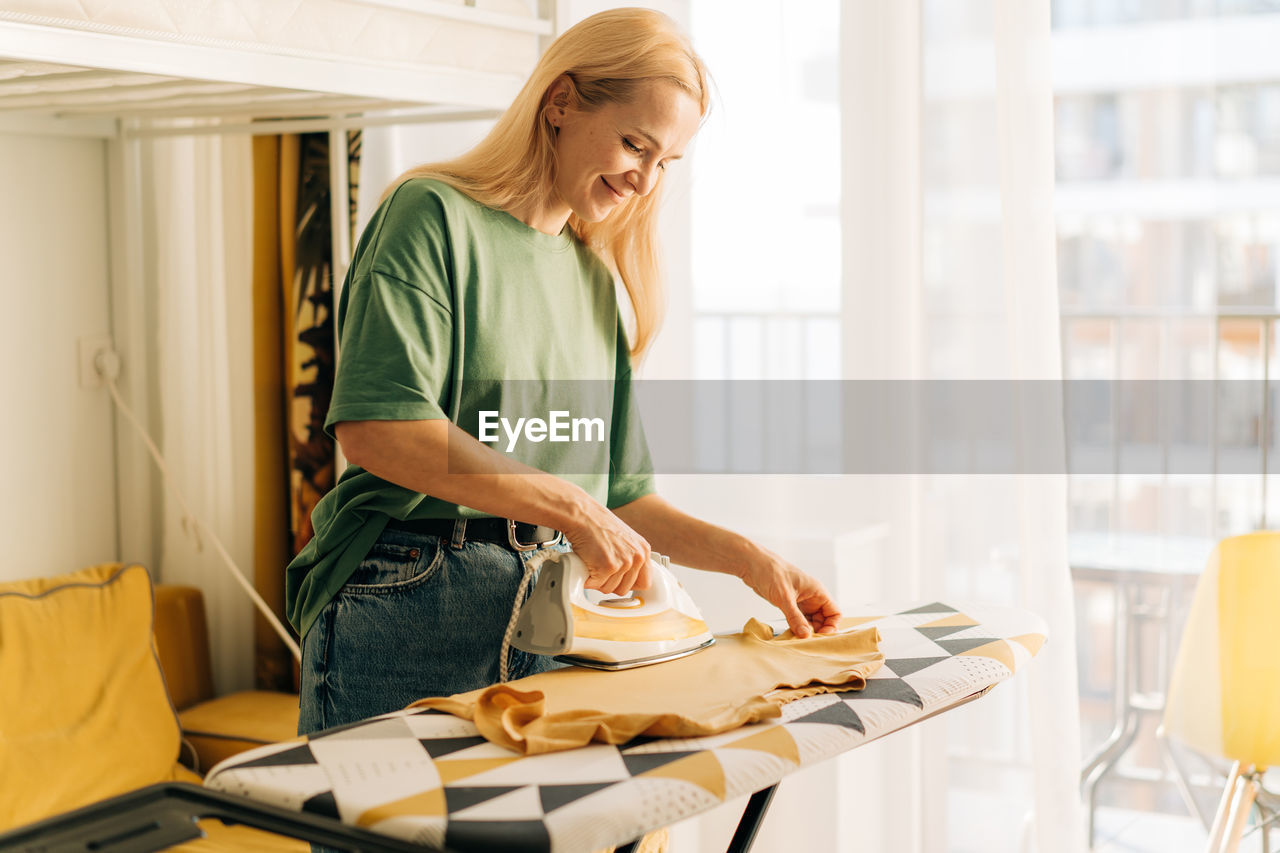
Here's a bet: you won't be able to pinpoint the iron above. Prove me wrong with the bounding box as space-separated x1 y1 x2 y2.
511 550 716 671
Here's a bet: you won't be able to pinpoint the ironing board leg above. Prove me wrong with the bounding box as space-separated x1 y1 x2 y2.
614 782 780 853
725 783 780 853
0 782 426 853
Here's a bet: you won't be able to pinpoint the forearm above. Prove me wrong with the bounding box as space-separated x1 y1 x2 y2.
336 418 591 532
614 494 842 637
611 493 761 578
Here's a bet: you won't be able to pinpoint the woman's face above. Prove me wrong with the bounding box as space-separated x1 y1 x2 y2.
549 78 701 224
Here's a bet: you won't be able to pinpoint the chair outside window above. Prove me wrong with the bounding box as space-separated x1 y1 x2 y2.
1162 531 1280 852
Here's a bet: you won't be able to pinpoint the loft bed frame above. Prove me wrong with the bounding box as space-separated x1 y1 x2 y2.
0 0 557 570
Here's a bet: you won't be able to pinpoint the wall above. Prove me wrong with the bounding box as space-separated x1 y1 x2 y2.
0 131 118 581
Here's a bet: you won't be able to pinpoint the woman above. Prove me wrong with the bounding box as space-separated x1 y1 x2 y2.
289 7 841 738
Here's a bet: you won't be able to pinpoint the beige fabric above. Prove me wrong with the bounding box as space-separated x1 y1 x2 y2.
411 619 883 754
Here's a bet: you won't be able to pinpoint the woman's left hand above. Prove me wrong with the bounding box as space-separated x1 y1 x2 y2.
610 495 843 638
738 549 842 639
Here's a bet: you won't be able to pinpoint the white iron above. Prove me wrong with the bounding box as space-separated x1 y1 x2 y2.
511 550 715 670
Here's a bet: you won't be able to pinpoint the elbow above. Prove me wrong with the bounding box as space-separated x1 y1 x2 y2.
333 421 368 469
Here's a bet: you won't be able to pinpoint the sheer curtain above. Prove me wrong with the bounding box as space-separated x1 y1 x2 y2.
143 132 257 695
661 1 1082 850
840 1 1081 850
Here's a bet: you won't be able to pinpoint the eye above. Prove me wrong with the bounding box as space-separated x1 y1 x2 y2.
622 136 643 154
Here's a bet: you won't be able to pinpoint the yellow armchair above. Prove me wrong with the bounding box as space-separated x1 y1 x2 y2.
0 562 303 850
1163 532 1280 852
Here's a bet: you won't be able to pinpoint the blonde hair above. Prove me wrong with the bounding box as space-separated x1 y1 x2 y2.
382 7 709 359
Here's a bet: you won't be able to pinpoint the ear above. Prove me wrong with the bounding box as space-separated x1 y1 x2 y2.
544 75 574 127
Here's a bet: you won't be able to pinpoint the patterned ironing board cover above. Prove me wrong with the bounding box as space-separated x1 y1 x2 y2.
205 602 1047 852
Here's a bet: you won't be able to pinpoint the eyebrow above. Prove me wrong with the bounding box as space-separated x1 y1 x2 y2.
632 128 684 160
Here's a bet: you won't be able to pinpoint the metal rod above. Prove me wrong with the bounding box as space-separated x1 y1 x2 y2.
1212 318 1221 539
1262 317 1270 526
726 784 779 853
126 107 500 138
1224 772 1260 853
1112 316 1122 531
1207 761 1243 852
329 128 352 477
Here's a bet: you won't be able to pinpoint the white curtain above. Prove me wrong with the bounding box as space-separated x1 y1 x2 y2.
142 131 256 695
661 1 1083 851
840 0 1083 849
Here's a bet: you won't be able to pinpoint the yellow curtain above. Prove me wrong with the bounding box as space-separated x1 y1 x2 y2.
250 131 360 688
250 135 294 691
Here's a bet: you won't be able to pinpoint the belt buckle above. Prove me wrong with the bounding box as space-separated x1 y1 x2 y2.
506 519 561 551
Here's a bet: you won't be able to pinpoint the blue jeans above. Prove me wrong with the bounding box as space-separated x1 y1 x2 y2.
298 526 563 736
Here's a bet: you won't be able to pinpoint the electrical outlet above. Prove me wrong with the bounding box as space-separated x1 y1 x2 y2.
78 335 115 389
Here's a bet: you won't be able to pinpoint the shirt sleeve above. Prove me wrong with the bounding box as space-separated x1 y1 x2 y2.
323 188 456 436
606 321 656 508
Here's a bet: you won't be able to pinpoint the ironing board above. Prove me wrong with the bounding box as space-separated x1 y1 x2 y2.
208 601 1046 851
0 601 1046 853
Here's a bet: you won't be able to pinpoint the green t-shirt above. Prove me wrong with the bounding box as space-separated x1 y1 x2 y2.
285 178 655 638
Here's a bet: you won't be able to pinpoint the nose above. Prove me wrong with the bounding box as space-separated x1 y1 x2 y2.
626 161 661 197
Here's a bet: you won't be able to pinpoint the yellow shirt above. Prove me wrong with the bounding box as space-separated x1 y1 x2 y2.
411 619 883 755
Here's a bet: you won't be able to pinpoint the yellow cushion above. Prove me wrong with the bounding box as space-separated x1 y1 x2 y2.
0 563 181 831
178 690 301 772
153 584 215 711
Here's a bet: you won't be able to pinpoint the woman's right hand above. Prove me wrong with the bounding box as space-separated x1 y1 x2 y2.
336 419 653 593
559 504 652 596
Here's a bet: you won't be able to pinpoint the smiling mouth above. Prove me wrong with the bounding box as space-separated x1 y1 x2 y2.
601 177 625 201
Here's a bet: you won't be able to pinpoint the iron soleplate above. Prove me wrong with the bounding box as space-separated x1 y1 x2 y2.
553 637 717 672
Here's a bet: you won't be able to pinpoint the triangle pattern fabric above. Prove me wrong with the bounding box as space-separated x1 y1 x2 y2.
444 785 544 821
301 789 339 819
790 698 865 732
1010 633 1046 656
937 636 1001 656
885 656 949 678
918 625 971 641
959 639 1016 672
641 750 726 801
538 782 618 813
851 677 924 708
900 602 958 615
623 750 701 777
357 787 446 826
234 742 318 769
920 613 980 629
444 785 523 814
421 736 488 759
434 757 522 785
721 725 801 766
